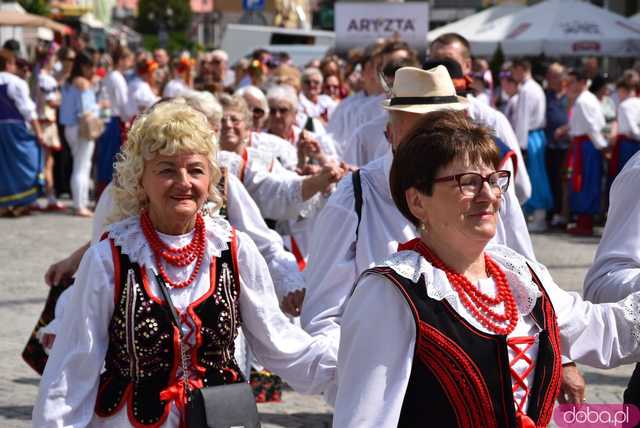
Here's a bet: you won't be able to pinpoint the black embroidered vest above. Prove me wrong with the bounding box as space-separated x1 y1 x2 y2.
94 232 244 426
364 265 562 428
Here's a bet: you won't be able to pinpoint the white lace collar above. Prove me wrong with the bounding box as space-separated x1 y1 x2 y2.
379 244 542 316
106 214 233 268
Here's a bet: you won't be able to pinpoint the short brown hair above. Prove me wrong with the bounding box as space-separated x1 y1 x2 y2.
389 110 500 227
430 33 471 60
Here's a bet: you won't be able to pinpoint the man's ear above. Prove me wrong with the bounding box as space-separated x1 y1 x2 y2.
405 187 428 226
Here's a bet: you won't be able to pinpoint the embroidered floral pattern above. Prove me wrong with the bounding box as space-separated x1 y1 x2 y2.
623 293 640 344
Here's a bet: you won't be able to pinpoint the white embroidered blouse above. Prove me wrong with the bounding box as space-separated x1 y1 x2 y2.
334 244 640 428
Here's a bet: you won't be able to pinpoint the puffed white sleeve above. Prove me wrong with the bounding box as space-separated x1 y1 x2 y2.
533 263 640 368
333 273 415 428
243 160 308 221
236 232 336 394
513 88 530 150
301 180 359 341
584 159 640 303
619 103 640 141
33 241 115 427
226 173 304 298
8 78 37 121
582 101 607 150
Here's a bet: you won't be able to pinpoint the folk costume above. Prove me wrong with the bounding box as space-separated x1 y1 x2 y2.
610 96 640 177
567 89 607 233
513 77 553 214
33 214 336 427
247 130 298 170
334 240 640 427
0 71 44 209
96 69 128 195
302 151 536 403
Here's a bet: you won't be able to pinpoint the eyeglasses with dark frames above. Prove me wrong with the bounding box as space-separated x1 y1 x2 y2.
433 170 511 197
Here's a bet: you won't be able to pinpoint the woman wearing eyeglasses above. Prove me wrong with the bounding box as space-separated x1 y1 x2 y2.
334 109 640 428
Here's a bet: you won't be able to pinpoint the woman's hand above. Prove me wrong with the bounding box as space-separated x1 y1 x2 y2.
44 241 90 287
297 131 328 167
280 288 306 317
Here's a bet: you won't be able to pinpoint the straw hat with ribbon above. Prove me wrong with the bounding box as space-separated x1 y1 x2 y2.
382 65 469 114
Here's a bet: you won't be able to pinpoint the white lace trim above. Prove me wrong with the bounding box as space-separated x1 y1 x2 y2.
379 245 542 316
623 293 640 344
106 214 233 268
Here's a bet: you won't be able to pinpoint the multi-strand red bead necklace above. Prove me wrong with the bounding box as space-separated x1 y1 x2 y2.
140 210 207 289
408 239 519 335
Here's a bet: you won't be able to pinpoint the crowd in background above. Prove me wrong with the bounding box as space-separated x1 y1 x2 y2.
1 33 639 240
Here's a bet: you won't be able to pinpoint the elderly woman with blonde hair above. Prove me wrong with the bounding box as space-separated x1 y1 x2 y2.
33 100 336 427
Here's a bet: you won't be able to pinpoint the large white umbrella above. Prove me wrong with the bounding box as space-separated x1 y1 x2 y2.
427 3 524 56
472 0 640 57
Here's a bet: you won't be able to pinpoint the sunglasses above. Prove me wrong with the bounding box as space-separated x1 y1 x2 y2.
269 107 291 115
252 107 265 116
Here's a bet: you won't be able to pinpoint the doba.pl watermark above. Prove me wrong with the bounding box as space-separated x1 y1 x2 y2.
554 403 640 427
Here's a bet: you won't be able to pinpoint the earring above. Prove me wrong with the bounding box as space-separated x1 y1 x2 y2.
418 222 427 232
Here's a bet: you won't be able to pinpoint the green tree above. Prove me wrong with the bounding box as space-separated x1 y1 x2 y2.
19 0 50 16
136 0 192 35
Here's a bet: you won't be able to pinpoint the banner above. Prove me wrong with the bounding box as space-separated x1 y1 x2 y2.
334 2 429 52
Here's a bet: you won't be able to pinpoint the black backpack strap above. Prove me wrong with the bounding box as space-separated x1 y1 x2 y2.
352 169 363 239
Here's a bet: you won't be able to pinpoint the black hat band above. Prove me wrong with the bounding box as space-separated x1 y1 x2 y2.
389 95 459 106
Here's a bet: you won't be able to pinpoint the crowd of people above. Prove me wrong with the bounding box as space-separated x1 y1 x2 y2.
2 29 640 427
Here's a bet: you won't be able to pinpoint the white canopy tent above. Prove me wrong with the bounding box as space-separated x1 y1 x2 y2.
471 0 640 57
428 4 524 57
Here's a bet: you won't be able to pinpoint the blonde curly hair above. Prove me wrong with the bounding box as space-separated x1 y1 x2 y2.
109 100 222 223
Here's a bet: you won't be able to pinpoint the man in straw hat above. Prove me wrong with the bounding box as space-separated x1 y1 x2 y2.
301 65 534 403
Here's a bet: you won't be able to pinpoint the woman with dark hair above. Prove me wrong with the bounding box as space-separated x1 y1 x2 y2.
334 109 640 427
59 50 99 217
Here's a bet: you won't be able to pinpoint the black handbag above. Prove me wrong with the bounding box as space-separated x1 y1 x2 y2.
155 273 260 428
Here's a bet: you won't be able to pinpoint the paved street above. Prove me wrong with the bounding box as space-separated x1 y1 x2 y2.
0 210 632 427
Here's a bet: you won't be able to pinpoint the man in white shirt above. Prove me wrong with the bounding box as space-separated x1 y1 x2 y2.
565 69 607 236
511 59 554 232
302 66 537 404
583 151 640 408
428 35 531 205
611 76 640 177
326 43 383 150
96 47 133 199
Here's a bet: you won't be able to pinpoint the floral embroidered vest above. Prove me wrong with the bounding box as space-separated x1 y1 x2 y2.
94 230 243 427
363 265 562 428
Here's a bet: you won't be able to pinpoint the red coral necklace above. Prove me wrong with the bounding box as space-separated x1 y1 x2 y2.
140 210 206 289
402 238 519 335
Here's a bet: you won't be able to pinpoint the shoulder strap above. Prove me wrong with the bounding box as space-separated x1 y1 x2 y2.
352 169 363 239
155 274 182 330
